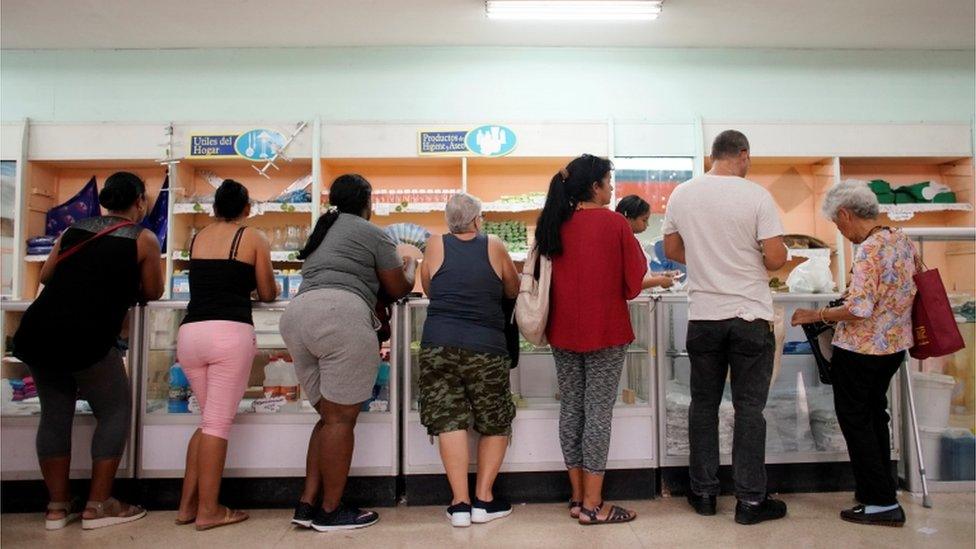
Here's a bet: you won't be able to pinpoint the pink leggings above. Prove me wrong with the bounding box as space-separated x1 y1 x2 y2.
177 321 256 440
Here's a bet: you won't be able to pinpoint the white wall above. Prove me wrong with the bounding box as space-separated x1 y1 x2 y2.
1 47 973 123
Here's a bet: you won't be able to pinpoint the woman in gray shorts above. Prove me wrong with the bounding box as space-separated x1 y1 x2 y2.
279 174 416 532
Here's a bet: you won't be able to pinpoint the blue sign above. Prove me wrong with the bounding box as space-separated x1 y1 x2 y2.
419 131 468 155
188 129 286 160
189 135 237 157
235 129 286 161
465 125 517 157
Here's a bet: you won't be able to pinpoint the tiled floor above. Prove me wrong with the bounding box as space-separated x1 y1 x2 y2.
1 492 973 548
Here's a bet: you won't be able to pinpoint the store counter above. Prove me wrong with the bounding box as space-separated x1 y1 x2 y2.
655 292 902 468
0 300 139 481
138 300 398 479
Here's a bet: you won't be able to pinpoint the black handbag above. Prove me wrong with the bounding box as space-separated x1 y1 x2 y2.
800 298 845 385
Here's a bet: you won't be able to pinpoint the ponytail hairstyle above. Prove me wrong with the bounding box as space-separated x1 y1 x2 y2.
297 174 372 260
615 194 650 220
534 154 613 257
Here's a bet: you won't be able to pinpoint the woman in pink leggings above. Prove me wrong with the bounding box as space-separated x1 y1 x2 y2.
175 180 277 531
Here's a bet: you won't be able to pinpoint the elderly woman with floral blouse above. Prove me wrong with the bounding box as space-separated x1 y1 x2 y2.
792 180 921 528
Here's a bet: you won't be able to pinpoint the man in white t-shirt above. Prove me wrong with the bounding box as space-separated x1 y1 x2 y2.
663 130 789 525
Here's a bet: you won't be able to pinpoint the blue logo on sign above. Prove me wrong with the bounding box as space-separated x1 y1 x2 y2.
234 129 286 161
465 125 517 157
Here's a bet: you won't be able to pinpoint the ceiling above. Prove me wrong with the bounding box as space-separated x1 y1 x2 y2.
1 0 973 50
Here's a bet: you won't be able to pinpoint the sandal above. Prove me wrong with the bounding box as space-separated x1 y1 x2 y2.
578 502 636 526
569 500 582 519
195 507 249 531
82 498 148 530
175 515 197 526
45 498 83 531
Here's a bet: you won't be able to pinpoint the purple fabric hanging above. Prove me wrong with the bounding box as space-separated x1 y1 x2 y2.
45 176 101 236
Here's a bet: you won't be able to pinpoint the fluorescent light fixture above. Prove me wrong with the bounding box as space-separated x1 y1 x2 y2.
486 1 662 21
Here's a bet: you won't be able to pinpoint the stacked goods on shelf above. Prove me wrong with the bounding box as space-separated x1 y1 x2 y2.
868 179 958 205
483 220 528 253
483 192 546 212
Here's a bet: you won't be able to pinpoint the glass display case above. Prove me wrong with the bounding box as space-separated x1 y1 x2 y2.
0 300 138 480
400 297 656 475
902 228 976 491
656 293 902 467
139 301 398 478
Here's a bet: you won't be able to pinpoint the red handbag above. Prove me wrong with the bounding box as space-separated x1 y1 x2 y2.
910 267 965 359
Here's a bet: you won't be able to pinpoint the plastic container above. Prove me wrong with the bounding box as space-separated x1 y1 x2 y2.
171 273 190 300
919 426 945 480
168 364 191 414
286 273 302 299
912 371 956 429
940 428 976 481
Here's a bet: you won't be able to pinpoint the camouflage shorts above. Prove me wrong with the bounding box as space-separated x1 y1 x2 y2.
418 346 516 437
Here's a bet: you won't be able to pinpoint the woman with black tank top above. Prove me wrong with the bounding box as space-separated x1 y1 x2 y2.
14 172 164 530
174 180 277 531
418 192 519 527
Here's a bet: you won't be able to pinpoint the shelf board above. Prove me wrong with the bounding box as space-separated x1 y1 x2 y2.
879 203 973 221
173 202 313 216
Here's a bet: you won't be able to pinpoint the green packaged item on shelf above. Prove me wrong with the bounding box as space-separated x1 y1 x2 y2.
894 189 919 204
898 182 933 203
876 192 896 204
868 180 892 194
932 191 957 204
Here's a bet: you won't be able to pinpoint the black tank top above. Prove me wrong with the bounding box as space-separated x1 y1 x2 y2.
182 226 257 326
14 216 142 371
421 234 506 356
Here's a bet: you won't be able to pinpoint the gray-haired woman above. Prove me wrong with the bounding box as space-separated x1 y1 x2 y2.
791 180 921 527
418 192 520 527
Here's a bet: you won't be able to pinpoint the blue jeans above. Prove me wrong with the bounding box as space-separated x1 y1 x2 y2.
687 318 774 503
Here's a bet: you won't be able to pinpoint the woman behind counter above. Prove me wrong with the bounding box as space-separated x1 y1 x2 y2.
792 180 921 528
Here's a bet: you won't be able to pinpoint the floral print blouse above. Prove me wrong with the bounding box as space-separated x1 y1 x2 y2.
834 228 921 356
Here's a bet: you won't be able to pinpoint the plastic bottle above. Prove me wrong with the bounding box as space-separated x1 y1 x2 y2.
279 358 301 412
168 364 190 413
263 360 281 399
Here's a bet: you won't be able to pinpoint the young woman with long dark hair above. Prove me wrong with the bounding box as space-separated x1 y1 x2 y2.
536 155 647 525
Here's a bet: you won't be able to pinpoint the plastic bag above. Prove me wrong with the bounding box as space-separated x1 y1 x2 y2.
786 256 834 294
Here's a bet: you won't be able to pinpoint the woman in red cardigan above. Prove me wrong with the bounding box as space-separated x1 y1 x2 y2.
536 154 647 525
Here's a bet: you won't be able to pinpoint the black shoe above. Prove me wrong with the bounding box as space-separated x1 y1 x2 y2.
687 492 717 516
310 504 379 532
291 501 317 528
840 505 905 527
472 498 512 524
446 502 472 527
735 496 787 525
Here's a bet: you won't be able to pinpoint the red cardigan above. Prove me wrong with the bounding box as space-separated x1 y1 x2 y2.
546 208 647 352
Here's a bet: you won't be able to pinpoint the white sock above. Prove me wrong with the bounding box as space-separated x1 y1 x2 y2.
864 504 899 514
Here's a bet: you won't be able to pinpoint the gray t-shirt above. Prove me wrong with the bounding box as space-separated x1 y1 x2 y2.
662 174 784 322
297 213 402 308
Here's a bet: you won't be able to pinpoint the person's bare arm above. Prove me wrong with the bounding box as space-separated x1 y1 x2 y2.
488 235 520 299
252 229 279 302
378 260 417 300
137 230 164 301
419 236 439 296
663 232 686 265
761 236 788 271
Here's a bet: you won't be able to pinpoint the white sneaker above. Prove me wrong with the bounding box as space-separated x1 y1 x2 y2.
472 498 512 524
446 502 472 527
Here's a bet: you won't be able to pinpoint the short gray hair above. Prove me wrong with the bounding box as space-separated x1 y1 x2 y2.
446 192 482 233
711 130 750 160
822 180 880 221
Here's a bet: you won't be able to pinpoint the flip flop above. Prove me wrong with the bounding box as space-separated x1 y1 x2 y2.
174 516 196 526
195 507 249 531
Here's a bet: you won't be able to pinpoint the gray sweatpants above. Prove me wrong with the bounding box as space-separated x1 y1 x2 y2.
552 345 627 475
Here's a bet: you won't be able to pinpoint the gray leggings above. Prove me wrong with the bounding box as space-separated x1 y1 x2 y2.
29 348 131 461
552 345 626 475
